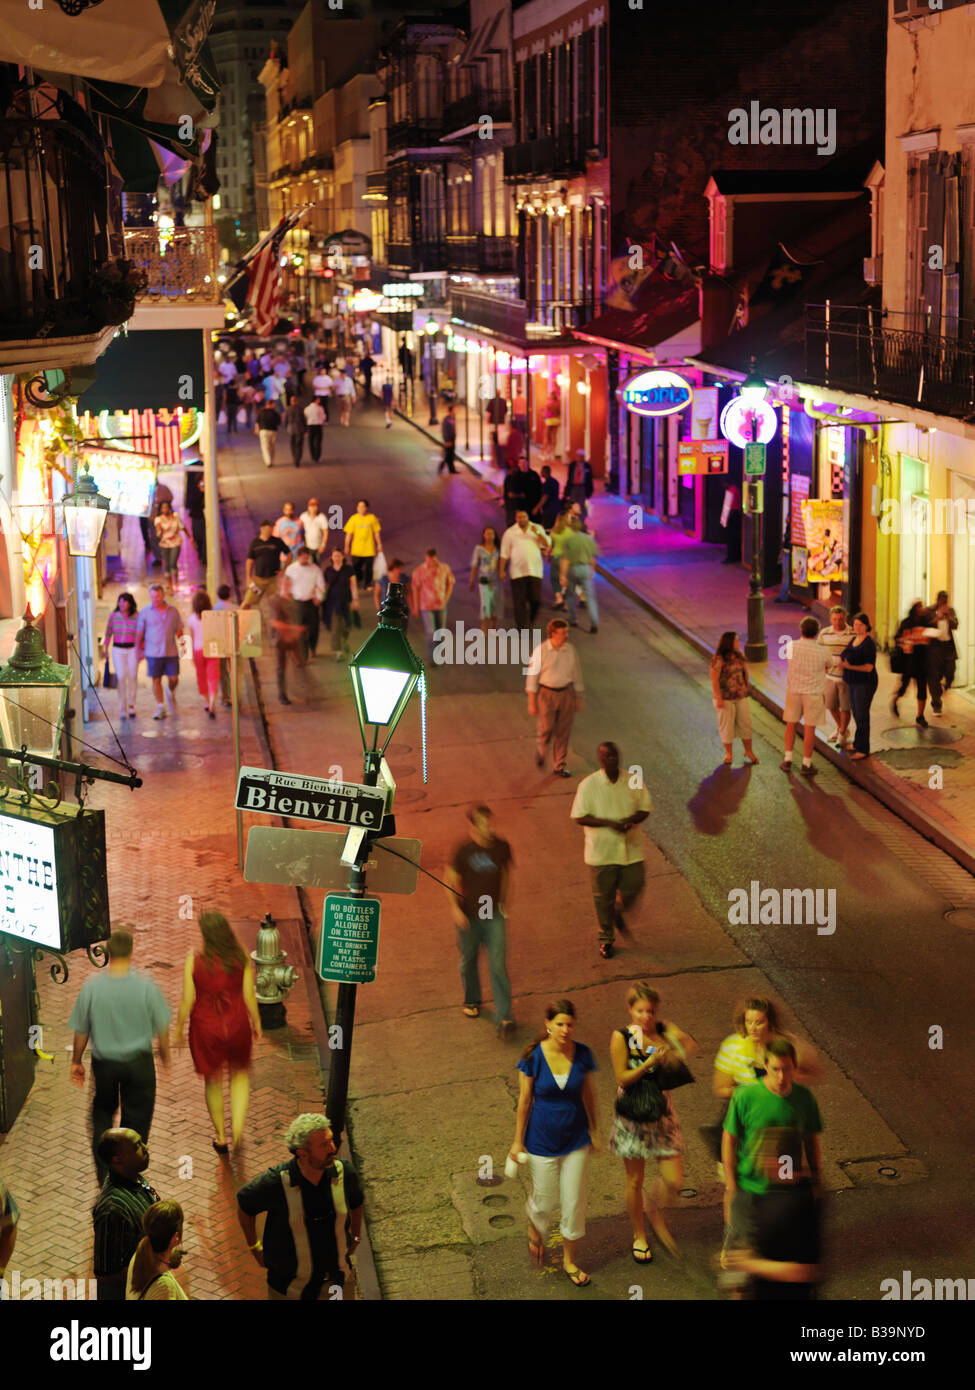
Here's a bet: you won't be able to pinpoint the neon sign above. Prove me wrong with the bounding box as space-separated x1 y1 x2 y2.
618 369 692 417
719 397 778 448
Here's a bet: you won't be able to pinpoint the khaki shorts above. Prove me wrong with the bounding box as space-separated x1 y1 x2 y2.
714 696 752 744
823 678 851 713
783 692 825 726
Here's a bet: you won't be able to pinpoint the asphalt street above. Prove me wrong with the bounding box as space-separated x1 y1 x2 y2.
217 398 975 1302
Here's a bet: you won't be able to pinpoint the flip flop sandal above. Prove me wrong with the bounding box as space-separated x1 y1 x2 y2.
632 1243 653 1264
564 1267 592 1287
462 1006 480 1018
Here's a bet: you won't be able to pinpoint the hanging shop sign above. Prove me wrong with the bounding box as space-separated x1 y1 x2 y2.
618 369 692 417
802 499 847 583
350 290 383 314
78 447 158 518
17 418 58 618
677 439 729 475
0 801 109 954
383 283 423 297
719 397 778 448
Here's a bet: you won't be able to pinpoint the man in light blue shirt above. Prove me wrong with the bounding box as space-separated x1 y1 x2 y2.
69 930 171 1180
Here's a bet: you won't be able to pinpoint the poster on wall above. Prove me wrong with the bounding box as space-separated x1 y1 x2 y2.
802 499 848 582
791 475 811 548
791 547 808 586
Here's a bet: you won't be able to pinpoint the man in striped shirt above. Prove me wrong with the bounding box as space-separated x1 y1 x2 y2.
781 617 828 777
91 1129 159 1302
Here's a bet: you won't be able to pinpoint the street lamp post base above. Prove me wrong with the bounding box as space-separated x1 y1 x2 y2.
744 591 768 663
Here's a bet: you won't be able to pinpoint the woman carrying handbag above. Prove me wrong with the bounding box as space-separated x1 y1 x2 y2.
610 982 699 1262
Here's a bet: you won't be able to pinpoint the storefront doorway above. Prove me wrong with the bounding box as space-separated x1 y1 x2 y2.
951 472 975 689
898 457 929 623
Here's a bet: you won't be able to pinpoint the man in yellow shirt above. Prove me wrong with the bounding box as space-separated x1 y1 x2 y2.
342 499 383 593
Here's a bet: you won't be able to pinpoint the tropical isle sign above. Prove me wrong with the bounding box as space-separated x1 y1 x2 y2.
618 369 693 417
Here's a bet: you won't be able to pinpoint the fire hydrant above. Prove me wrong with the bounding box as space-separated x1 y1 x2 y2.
251 912 299 1030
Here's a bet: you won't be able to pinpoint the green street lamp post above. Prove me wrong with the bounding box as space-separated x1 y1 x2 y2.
741 358 770 663
326 581 424 1137
0 609 73 760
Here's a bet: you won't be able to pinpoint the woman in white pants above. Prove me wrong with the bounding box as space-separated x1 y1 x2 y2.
105 593 140 719
509 998 601 1287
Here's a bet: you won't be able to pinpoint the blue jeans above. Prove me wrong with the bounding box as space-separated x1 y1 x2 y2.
565 564 598 627
421 607 447 653
457 913 511 1022
848 679 877 754
778 548 791 600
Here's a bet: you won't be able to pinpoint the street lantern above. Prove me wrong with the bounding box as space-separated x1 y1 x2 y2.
348 584 424 767
424 316 438 335
739 357 768 406
62 465 111 557
0 609 73 757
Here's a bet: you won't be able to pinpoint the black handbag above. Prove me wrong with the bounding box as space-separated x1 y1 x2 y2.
614 1027 665 1124
102 659 118 690
656 1055 696 1091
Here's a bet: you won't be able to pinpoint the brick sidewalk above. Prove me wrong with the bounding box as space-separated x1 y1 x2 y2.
394 400 975 881
0 512 362 1301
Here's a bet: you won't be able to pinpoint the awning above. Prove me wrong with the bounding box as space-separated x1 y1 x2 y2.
574 274 700 360
74 328 205 412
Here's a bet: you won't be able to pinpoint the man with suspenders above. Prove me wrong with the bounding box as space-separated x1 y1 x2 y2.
236 1113 364 1300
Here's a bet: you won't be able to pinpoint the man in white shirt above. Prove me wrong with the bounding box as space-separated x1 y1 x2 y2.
280 547 325 658
303 398 326 462
300 497 329 562
571 741 652 958
781 616 828 777
817 606 853 748
525 618 584 776
312 369 332 421
334 370 355 426
500 510 550 630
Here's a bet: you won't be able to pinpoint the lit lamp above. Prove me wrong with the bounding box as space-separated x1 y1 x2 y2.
424 317 439 423
62 465 111 558
347 584 424 778
0 609 73 757
739 358 768 406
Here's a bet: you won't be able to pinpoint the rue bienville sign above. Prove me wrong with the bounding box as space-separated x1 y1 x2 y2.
235 767 386 829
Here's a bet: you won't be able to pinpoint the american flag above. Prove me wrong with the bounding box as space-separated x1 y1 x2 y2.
226 210 304 335
130 409 183 465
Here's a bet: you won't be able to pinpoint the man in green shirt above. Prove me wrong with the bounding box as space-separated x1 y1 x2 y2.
722 1037 822 1279
559 516 600 635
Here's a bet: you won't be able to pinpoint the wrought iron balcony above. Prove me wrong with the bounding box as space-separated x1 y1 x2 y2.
123 226 222 305
387 116 445 152
503 133 589 182
364 170 388 201
442 90 512 139
386 238 447 273
450 287 527 338
445 234 516 274
804 303 975 420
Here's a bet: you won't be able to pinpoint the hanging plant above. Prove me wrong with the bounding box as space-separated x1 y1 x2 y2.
83 259 148 327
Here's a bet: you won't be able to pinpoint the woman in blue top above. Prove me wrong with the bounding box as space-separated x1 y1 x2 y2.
510 998 601 1287
469 525 501 635
840 612 879 760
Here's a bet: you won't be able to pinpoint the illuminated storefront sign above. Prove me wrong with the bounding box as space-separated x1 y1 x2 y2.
383 283 423 297
618 370 692 417
719 396 778 447
78 447 158 518
350 290 383 313
0 802 109 954
677 439 729 475
802 498 847 583
17 417 58 618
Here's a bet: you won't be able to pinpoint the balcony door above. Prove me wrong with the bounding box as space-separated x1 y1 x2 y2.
951 472 975 688
898 456 929 621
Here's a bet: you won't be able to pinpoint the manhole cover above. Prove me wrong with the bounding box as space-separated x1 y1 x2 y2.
873 747 964 770
132 753 207 773
877 725 963 748
945 907 975 930
488 1214 515 1228
482 1193 509 1207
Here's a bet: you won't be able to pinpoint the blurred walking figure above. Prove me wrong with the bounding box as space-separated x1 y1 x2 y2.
439 403 457 474
284 395 306 467
214 585 234 707
136 584 183 720
500 509 549 629
525 618 584 776
817 606 853 747
299 497 329 564
323 547 359 662
343 499 383 590
611 983 699 1261
69 931 171 1179
510 999 600 1287
410 548 455 658
533 463 562 531
92 1129 159 1301
281 547 325 659
547 509 571 608
890 599 931 725
126 1201 188 1300
470 526 502 636
563 450 594 520
303 397 326 462
381 374 394 427
334 367 355 426
560 515 600 634
154 499 188 596
237 1113 364 1300
374 556 406 610
242 520 290 610
779 616 826 777
713 997 819 1108
928 590 959 712
543 385 561 456
444 804 515 1037
187 589 221 717
709 632 759 765
571 742 651 959
269 591 306 705
273 501 303 558
256 400 281 468
105 592 140 719
175 911 261 1152
839 612 878 760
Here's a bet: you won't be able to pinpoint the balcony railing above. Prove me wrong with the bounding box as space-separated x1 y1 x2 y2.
524 298 593 334
123 226 222 305
445 233 516 274
442 89 512 138
451 287 527 338
503 133 590 181
387 116 445 152
0 107 122 347
386 239 447 273
364 170 388 201
804 303 975 419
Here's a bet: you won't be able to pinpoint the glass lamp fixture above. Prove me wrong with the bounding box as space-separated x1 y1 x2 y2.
348 584 424 759
0 609 73 757
739 357 768 405
424 317 438 335
62 465 111 557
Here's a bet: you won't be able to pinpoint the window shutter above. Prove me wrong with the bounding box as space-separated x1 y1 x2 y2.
922 150 946 334
944 158 961 339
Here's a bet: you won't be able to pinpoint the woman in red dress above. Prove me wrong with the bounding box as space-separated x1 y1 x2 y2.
175 912 262 1153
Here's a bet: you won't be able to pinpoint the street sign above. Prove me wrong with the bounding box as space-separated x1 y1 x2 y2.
202 608 262 658
236 767 386 829
244 827 421 893
316 894 381 983
744 442 767 477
